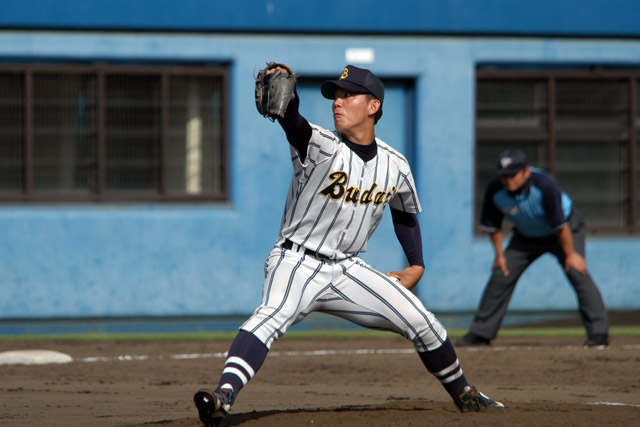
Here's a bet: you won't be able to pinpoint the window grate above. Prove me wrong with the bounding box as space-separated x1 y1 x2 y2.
0 64 229 202
476 70 640 234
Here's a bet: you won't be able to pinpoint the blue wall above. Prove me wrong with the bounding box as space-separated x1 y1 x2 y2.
1 5 640 318
2 0 640 37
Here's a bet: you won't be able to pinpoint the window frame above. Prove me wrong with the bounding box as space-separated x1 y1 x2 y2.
475 68 639 234
0 63 229 203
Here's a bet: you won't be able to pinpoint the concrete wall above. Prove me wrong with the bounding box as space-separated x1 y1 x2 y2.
1 30 639 318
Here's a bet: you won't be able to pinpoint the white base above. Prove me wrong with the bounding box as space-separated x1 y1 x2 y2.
0 350 73 365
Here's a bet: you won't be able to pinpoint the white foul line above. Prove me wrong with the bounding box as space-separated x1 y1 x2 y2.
80 348 415 363
587 401 640 408
77 343 640 364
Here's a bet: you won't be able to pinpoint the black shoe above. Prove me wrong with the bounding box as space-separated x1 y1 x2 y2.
584 334 609 349
194 387 234 427
458 385 505 412
456 333 491 346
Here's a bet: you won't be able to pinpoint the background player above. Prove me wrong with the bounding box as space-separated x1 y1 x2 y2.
193 64 504 426
457 149 609 348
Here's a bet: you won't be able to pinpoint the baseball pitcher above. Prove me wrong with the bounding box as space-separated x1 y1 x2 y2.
193 63 505 427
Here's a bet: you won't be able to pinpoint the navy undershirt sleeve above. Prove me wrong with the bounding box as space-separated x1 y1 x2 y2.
533 172 567 229
479 177 505 231
277 92 312 163
391 207 425 268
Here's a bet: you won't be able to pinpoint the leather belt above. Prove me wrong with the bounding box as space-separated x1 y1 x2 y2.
283 239 330 260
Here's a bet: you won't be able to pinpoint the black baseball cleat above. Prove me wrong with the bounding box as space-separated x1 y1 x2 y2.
458 385 505 412
455 333 491 346
584 334 609 349
194 387 234 427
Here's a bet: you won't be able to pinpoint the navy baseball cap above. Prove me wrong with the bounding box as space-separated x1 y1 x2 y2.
321 65 385 104
496 149 528 175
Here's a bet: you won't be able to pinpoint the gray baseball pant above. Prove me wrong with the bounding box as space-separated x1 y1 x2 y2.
468 210 609 340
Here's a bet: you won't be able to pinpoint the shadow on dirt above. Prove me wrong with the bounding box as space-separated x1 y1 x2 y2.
134 403 436 426
221 403 433 425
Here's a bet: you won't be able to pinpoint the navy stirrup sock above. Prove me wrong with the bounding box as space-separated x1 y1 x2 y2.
216 330 268 404
418 337 469 407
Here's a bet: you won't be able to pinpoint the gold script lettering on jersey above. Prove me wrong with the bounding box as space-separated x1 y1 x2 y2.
319 171 396 206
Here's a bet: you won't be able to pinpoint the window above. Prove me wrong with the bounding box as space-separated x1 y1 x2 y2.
0 71 24 194
0 65 228 202
475 69 639 233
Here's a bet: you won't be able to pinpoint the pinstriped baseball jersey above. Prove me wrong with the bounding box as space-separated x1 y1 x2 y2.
276 122 421 260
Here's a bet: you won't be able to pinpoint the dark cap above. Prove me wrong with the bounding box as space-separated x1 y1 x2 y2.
496 149 528 175
321 65 385 104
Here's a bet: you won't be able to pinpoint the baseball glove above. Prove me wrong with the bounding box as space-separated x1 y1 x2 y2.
255 62 296 120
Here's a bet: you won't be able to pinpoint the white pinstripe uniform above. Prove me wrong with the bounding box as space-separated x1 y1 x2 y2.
193 66 504 424
241 122 447 352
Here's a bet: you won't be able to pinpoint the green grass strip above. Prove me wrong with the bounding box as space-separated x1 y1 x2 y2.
453 326 640 338
0 332 238 342
0 325 638 342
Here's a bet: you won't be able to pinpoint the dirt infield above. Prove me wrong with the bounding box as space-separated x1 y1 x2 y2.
1 331 639 427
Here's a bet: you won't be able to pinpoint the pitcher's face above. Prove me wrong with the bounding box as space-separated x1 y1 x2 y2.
332 89 378 133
